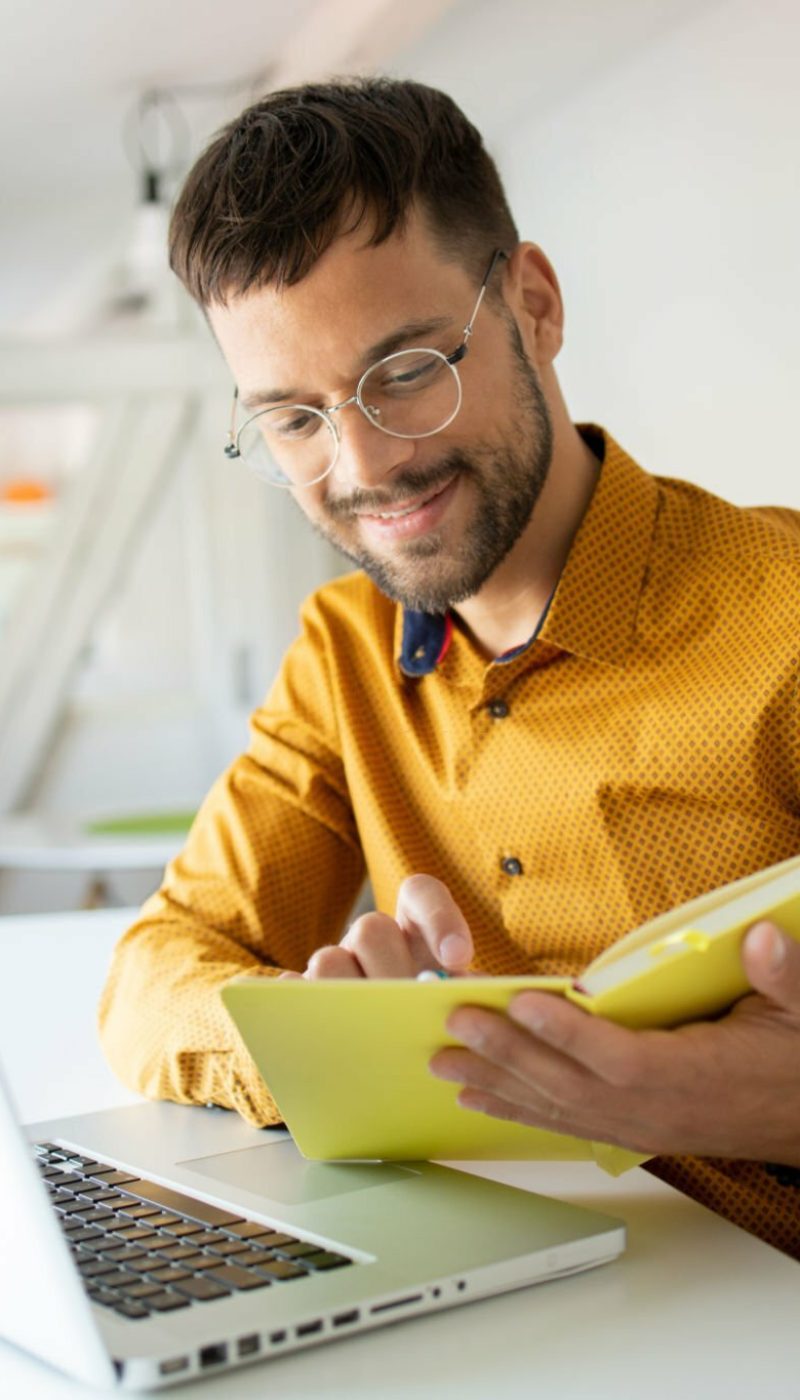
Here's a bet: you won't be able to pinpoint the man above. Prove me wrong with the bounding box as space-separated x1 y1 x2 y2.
99 78 800 1259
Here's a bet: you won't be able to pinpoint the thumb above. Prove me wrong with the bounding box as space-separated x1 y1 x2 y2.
741 921 800 1009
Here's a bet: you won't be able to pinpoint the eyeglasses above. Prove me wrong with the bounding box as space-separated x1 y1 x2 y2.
223 248 507 488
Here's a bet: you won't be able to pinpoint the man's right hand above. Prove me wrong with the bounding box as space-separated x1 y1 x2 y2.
280 874 474 979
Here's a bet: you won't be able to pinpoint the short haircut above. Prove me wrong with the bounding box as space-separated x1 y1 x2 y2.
168 76 518 307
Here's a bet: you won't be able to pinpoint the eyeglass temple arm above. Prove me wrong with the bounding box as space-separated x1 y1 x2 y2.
459 248 509 356
225 387 240 458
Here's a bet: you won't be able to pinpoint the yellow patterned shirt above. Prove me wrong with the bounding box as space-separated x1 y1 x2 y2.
98 426 800 1258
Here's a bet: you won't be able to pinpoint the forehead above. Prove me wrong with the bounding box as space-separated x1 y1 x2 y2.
207 214 473 394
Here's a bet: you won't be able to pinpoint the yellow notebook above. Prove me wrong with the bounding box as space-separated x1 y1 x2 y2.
221 853 800 1176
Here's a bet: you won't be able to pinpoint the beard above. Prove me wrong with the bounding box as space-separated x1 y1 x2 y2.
303 327 554 614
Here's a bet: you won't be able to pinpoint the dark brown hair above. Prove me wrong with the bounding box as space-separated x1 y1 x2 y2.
168 77 518 306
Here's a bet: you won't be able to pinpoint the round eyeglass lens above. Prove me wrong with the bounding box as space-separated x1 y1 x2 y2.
236 405 338 487
357 348 462 439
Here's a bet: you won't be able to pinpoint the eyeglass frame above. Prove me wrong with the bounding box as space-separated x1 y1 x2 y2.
223 246 508 487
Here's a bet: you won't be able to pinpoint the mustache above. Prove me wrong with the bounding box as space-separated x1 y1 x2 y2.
324 452 475 520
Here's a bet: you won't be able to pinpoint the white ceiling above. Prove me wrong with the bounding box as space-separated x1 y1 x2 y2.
0 0 458 207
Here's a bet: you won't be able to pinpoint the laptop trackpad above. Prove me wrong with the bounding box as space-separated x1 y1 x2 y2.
180 1140 417 1205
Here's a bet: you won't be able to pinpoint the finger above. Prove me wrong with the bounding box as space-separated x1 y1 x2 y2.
306 945 364 979
395 874 474 971
440 1008 593 1104
742 921 800 1010
429 1045 574 1120
457 1087 577 1132
276 971 304 981
502 991 654 1090
340 912 421 978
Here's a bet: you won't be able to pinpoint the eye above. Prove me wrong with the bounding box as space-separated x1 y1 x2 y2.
262 408 322 440
373 353 446 394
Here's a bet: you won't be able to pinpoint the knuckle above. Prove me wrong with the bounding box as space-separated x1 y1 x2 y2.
307 945 349 976
343 912 397 956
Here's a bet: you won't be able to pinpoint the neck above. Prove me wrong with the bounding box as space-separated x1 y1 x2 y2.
453 415 601 660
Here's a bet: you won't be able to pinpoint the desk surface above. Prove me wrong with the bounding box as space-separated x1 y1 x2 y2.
0 816 183 871
1 908 798 1400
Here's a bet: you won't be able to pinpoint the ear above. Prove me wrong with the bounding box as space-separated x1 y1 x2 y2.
503 243 564 368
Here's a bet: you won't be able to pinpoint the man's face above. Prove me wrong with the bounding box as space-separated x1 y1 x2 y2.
208 215 554 614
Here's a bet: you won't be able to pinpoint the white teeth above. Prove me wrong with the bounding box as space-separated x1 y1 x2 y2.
376 504 419 519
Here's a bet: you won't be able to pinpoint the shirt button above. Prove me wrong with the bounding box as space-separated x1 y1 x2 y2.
501 856 523 877
488 699 509 719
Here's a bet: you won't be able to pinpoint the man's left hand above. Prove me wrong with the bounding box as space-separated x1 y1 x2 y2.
429 921 800 1164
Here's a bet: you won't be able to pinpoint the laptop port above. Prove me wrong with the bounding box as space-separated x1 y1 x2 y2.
199 1343 227 1368
370 1294 423 1314
269 1330 287 1345
237 1334 260 1357
333 1310 360 1327
296 1319 323 1337
158 1357 189 1376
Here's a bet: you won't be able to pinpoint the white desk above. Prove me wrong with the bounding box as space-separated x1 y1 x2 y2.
1 908 799 1399
0 816 185 912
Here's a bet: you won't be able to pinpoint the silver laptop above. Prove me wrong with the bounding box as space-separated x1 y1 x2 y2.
1 1059 625 1390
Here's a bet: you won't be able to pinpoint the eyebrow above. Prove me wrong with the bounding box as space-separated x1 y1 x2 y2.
238 314 456 411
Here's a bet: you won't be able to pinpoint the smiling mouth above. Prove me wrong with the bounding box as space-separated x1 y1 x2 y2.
356 477 455 521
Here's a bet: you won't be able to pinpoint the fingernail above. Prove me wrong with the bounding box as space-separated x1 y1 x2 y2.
509 996 548 1034
749 922 786 973
440 933 469 967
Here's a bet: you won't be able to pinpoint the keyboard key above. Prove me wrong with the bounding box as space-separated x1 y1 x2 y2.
147 1267 192 1285
138 1213 182 1230
124 1257 164 1275
114 1301 150 1320
116 1203 161 1220
78 1258 118 1278
252 1232 297 1249
206 1264 271 1291
304 1251 352 1271
236 1249 282 1268
48 1173 83 1188
146 1291 191 1312
226 1221 276 1240
120 1179 244 1228
252 1259 308 1281
64 1227 105 1245
77 1187 121 1203
274 1241 321 1259
113 1225 163 1242
100 1270 140 1290
103 1245 148 1264
160 1221 202 1238
78 1207 115 1224
186 1256 225 1272
174 1230 225 1248
121 1281 162 1299
54 1198 89 1216
207 1239 250 1257
87 1169 140 1186
88 1288 119 1308
172 1276 232 1302
156 1244 203 1262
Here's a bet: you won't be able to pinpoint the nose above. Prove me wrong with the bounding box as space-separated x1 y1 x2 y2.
331 401 416 491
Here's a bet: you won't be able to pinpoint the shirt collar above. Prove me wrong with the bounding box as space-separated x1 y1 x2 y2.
395 426 659 677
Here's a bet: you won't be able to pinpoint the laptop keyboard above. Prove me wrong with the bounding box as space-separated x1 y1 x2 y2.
34 1142 353 1322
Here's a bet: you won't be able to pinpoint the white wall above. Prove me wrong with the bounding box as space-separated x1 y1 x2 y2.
4 0 798 910
401 0 800 505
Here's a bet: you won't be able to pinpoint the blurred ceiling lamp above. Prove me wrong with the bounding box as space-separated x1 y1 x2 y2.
95 90 191 333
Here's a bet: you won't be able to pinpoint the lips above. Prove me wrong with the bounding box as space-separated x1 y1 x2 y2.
355 476 459 544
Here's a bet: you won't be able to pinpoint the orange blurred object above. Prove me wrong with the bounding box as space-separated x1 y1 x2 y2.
0 477 54 505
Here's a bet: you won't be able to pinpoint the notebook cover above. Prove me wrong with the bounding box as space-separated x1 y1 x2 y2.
220 977 644 1175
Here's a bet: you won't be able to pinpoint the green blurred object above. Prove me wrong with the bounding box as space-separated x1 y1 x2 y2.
85 812 195 837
